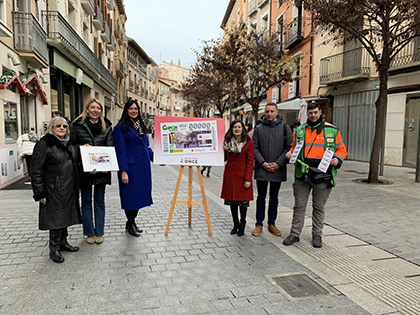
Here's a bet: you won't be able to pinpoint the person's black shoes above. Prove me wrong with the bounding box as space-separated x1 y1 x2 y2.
60 243 79 252
312 235 322 248
128 224 141 237
125 221 143 233
50 250 64 263
283 235 300 246
237 221 246 237
230 225 239 235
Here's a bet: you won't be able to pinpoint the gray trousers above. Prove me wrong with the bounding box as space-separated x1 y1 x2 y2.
290 179 332 237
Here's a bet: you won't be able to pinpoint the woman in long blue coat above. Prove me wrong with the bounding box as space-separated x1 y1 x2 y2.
114 100 153 237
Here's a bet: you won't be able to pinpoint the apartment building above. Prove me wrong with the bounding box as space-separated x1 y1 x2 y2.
159 61 191 117
126 37 159 128
0 0 123 188
157 78 170 116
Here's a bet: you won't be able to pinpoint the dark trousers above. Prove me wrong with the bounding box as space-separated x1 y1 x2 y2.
49 228 68 251
256 180 281 226
125 210 139 225
24 155 32 178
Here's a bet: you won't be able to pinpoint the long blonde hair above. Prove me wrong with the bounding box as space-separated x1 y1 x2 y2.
74 98 106 133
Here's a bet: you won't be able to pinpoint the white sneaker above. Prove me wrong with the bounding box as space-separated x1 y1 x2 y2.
24 180 31 185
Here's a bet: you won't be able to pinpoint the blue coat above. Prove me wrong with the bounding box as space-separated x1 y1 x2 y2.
113 123 154 210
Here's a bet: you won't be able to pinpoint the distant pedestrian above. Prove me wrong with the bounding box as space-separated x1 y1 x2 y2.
31 117 82 263
221 120 254 237
16 128 39 185
70 99 114 245
284 102 347 248
53 110 71 126
201 166 212 177
252 103 292 237
247 122 254 139
113 99 157 237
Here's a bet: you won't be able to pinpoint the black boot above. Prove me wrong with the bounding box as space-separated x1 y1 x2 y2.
238 220 246 237
126 221 143 233
128 223 140 237
49 250 64 263
238 206 247 237
230 206 239 235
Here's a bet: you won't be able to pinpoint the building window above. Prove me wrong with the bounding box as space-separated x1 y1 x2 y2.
277 16 284 52
4 101 18 143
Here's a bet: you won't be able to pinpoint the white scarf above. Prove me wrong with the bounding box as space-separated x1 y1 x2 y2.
223 136 247 154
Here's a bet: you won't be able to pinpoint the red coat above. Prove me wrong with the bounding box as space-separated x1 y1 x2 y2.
221 140 254 201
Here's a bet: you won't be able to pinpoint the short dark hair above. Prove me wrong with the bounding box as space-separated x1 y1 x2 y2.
308 102 321 110
53 111 63 117
265 102 278 110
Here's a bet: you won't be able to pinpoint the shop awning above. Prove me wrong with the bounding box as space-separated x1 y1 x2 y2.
0 74 25 94
22 74 48 105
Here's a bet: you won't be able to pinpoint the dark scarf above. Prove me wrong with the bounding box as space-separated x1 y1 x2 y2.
130 118 144 137
307 116 323 130
85 119 102 138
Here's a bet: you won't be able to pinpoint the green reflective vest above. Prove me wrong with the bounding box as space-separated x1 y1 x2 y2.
294 122 338 187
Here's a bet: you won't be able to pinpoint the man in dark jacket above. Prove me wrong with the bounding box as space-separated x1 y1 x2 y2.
252 103 292 237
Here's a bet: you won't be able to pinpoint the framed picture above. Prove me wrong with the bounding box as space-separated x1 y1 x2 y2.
154 116 225 166
80 146 119 172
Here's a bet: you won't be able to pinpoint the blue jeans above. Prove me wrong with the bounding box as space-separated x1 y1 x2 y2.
80 184 106 237
256 180 281 226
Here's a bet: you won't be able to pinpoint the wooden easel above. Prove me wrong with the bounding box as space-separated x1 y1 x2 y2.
165 164 212 235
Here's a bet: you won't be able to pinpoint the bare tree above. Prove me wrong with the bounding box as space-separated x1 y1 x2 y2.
297 0 420 183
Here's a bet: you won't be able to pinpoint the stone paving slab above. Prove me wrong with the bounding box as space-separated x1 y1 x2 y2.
0 164 369 315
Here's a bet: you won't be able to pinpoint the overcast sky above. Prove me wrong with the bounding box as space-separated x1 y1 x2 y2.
124 0 229 69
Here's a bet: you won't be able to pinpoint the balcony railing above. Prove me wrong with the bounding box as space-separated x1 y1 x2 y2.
320 47 371 84
81 0 95 15
390 37 420 69
248 0 257 16
283 16 303 49
101 21 110 42
107 34 115 51
12 12 48 65
93 5 103 30
42 11 117 92
117 23 124 43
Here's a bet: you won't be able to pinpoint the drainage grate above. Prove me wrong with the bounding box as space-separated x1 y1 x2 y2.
269 273 330 299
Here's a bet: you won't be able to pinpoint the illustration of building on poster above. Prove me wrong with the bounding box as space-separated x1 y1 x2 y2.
161 120 218 156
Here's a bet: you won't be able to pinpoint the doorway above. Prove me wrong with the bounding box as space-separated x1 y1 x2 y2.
403 94 420 167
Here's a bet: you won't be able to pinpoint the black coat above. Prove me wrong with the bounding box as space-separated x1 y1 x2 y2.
253 116 293 182
31 134 82 230
70 117 114 186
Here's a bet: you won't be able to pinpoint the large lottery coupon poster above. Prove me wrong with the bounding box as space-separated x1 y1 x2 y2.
154 116 225 166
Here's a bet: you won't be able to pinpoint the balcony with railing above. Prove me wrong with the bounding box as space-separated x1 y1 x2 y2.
42 10 117 92
12 12 48 68
93 5 103 30
106 0 113 10
129 79 134 90
81 0 95 15
101 21 110 42
107 34 115 51
248 0 257 16
116 23 124 44
389 37 420 74
320 47 371 85
116 59 124 77
283 16 303 50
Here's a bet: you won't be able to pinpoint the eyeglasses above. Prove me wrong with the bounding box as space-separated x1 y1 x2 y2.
55 124 69 129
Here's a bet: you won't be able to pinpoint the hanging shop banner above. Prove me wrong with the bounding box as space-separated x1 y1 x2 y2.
154 116 225 166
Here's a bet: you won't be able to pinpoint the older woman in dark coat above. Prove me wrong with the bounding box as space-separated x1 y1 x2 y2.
113 99 153 237
221 119 254 237
31 117 82 263
70 98 114 245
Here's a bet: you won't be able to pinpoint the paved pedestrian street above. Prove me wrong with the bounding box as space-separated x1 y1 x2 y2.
1 162 419 314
